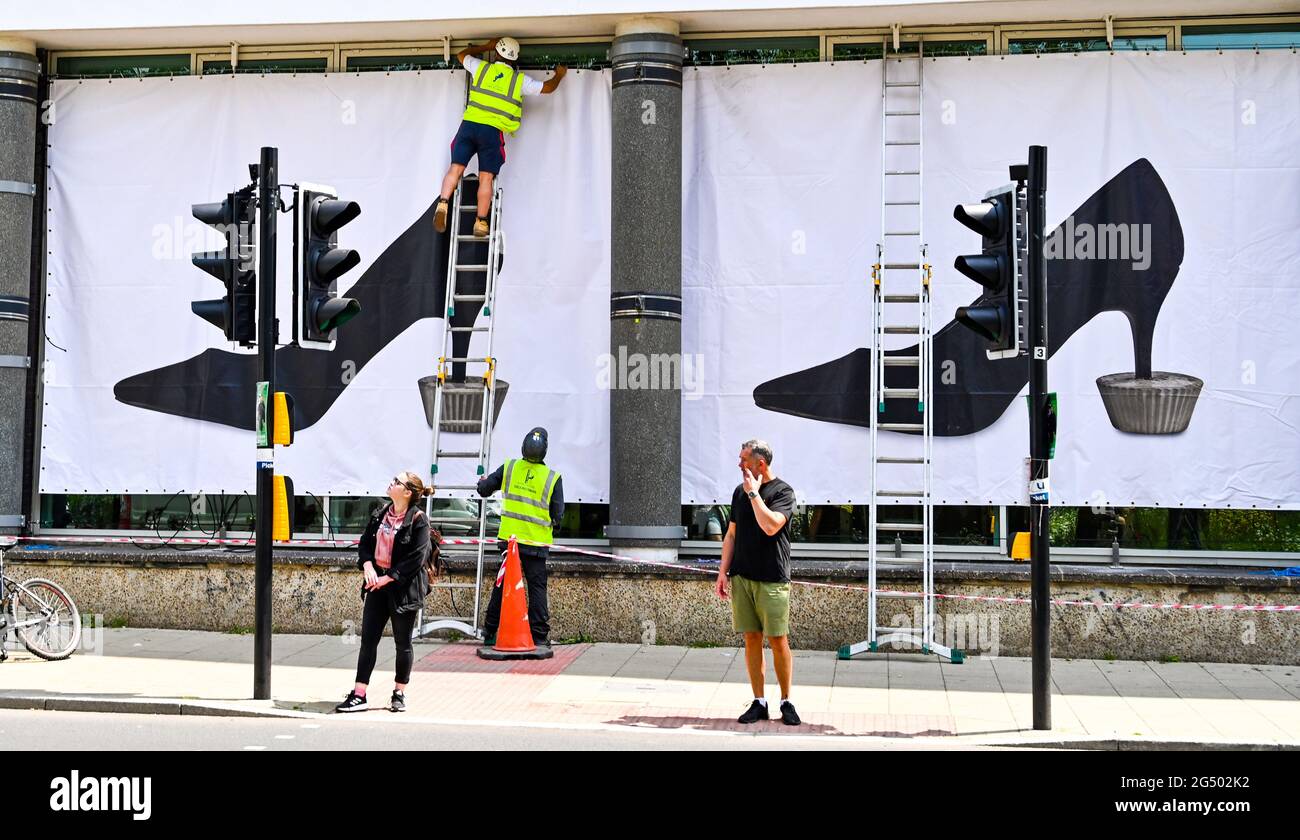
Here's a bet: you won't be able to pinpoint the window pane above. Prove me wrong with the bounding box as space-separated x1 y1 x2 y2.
555 503 608 540
517 42 611 70
203 58 328 75
684 36 819 66
1008 35 1166 53
55 54 191 78
1183 25 1300 50
345 54 453 72
833 40 987 61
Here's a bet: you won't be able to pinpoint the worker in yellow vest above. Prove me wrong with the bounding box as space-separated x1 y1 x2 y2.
434 37 567 238
477 427 564 648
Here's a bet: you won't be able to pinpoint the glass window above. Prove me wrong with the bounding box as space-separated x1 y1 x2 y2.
516 42 611 70
1008 35 1167 54
1013 506 1300 553
54 54 191 78
202 57 329 75
833 40 987 60
1183 24 1300 50
344 54 453 72
684 36 820 66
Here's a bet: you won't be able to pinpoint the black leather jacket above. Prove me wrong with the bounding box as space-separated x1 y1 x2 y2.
357 502 431 614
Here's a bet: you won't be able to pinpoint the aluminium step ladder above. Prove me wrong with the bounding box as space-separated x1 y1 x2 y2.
416 172 504 641
839 32 963 664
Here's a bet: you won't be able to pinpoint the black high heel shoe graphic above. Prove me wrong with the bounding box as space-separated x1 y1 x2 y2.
115 198 457 431
754 158 1201 436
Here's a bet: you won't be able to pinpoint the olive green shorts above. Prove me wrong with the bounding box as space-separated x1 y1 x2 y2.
730 574 791 638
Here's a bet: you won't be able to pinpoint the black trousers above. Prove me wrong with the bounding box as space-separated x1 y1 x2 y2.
484 551 550 644
355 591 417 686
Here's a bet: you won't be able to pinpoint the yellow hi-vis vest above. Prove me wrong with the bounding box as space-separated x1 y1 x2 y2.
499 458 559 547
464 60 525 134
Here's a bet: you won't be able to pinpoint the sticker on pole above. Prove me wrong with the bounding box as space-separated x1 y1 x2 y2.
255 381 270 447
1029 477 1050 504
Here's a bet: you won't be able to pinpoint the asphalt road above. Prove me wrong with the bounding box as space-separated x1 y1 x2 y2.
0 708 1019 750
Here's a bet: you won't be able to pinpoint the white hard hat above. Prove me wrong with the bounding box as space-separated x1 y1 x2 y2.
495 37 520 61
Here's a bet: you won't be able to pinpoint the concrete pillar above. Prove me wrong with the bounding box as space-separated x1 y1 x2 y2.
607 18 686 562
0 36 38 534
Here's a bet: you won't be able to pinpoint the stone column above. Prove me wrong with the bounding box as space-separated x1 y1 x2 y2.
0 36 39 534
607 18 686 561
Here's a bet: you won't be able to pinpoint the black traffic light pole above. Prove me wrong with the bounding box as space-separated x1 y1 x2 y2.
1026 145 1051 730
254 146 278 700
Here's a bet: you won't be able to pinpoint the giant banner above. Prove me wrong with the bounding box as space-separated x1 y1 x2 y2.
43 52 1300 507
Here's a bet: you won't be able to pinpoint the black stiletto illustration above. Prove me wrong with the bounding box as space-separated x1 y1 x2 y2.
114 194 497 431
754 158 1201 436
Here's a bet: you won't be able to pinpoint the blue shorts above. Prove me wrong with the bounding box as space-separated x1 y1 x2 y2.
450 119 506 175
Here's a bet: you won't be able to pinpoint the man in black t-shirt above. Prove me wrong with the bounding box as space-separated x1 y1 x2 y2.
714 438 801 726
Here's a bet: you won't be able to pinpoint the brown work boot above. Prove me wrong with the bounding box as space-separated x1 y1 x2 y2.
473 216 490 238
433 198 449 233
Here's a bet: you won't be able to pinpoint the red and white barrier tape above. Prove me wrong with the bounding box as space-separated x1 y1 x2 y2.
4 534 1298 614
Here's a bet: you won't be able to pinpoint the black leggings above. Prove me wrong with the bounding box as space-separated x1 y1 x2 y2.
355 591 417 686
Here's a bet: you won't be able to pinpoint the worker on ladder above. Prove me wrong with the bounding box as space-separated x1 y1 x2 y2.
477 427 564 648
434 37 567 238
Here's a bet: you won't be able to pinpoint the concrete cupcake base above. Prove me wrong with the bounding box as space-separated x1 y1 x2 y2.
418 376 509 433
1096 371 1203 434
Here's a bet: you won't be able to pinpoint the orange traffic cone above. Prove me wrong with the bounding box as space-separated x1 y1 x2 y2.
477 537 554 660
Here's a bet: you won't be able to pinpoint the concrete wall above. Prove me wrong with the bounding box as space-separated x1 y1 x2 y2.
6 548 1298 664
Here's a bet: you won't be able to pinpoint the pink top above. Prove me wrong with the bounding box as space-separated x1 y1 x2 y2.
374 506 406 570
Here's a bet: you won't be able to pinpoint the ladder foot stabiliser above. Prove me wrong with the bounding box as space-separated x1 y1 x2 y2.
416 173 506 643
839 35 962 666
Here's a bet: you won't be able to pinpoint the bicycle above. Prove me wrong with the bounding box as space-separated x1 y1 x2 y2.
0 549 82 661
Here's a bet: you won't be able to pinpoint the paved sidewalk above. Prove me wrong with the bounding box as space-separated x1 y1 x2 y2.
2 629 1298 748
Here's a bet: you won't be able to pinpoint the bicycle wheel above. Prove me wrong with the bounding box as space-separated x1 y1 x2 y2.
12 578 81 660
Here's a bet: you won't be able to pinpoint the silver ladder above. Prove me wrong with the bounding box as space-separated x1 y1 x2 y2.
840 32 962 664
416 173 503 641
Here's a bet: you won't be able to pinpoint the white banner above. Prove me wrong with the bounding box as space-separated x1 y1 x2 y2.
42 53 1300 508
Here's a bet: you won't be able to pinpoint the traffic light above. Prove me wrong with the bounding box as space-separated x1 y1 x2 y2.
953 184 1024 359
191 188 256 346
296 184 361 350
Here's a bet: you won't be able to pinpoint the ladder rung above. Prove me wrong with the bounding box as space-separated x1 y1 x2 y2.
882 295 920 303
435 451 482 459
878 489 924 497
885 111 920 116
882 263 920 270
884 201 920 206
431 583 479 590
876 456 926 464
883 326 919 334
449 327 489 333
879 422 924 431
456 265 488 271
455 235 486 240
885 141 921 146
876 522 924 531
884 231 920 236
453 294 487 302
882 388 920 398
885 170 920 176
883 357 919 367
437 484 481 491
457 204 480 211
423 615 476 623
885 82 921 88
446 357 491 363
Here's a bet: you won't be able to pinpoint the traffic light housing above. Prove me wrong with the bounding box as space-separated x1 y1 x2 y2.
953 184 1024 359
296 183 361 350
191 188 257 346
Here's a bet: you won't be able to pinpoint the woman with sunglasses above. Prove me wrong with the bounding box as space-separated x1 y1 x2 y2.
336 471 434 713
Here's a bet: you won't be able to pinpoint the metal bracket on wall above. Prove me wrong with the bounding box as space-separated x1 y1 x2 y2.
610 292 682 321
0 180 36 197
0 355 30 369
0 296 29 322
0 515 25 528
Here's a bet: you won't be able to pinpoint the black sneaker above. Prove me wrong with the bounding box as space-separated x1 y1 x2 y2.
780 700 801 726
389 691 406 713
737 699 770 724
334 691 368 713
